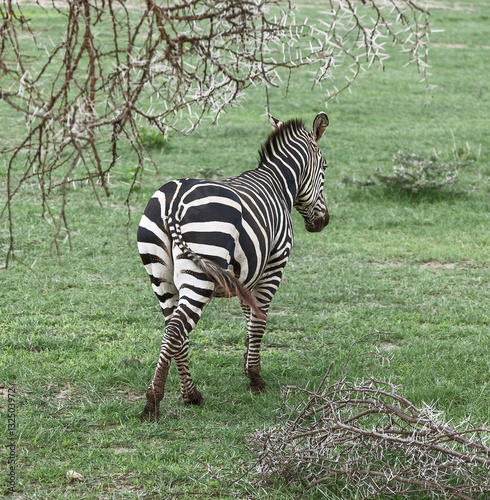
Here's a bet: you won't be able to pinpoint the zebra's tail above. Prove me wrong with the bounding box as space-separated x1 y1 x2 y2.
168 217 266 321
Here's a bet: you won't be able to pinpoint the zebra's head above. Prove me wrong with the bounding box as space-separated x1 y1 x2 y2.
269 112 330 233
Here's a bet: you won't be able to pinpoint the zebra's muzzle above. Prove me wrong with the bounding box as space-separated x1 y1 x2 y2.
305 209 329 233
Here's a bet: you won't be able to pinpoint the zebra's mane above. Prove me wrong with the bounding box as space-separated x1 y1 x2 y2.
258 119 305 164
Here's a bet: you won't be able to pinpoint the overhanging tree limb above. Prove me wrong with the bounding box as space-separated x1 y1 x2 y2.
0 0 431 267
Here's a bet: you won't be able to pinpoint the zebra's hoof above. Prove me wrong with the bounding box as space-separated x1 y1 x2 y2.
249 377 267 394
184 391 204 406
140 405 160 423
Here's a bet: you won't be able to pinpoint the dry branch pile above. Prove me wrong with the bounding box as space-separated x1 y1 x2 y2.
250 345 490 498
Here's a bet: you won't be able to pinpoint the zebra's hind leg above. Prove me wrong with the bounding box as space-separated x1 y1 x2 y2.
140 276 179 422
140 291 210 421
140 358 170 423
140 321 172 422
241 302 268 393
175 342 204 407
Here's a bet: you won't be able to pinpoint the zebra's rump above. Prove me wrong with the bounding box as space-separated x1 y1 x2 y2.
141 178 277 285
137 178 276 317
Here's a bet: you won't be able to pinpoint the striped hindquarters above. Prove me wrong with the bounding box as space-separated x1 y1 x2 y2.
137 179 270 320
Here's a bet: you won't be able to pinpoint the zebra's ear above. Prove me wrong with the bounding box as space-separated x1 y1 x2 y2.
268 114 282 129
312 112 329 143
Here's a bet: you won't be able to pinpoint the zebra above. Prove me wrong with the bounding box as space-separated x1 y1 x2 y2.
137 112 330 422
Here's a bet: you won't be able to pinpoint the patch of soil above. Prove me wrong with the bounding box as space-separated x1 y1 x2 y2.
422 260 456 270
420 1 476 12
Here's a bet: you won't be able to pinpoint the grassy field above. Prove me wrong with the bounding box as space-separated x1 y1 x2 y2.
1 1 489 498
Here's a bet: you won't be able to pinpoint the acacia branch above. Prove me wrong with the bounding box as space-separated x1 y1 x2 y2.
249 333 490 498
0 0 431 266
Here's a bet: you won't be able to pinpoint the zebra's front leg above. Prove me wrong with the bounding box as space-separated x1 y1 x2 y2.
242 303 268 393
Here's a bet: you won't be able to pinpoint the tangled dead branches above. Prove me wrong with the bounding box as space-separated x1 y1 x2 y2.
1 0 431 266
250 336 490 499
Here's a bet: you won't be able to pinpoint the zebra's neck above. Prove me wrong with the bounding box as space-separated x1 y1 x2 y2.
254 119 311 212
256 158 299 212
225 119 312 212
224 158 298 214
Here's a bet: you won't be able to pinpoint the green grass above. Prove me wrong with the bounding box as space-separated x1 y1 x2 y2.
1 1 490 498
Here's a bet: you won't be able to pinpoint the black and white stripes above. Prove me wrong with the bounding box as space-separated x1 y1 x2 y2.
138 113 330 422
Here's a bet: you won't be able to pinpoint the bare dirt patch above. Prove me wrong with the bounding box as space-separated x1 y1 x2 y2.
109 446 136 454
116 389 143 402
432 43 490 49
295 1 476 11
421 260 471 270
379 341 401 351
55 384 72 400
368 260 403 267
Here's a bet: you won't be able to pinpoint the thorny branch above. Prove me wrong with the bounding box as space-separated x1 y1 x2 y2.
0 0 431 266
249 333 490 499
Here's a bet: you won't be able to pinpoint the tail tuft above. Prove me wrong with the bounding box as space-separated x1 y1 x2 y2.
196 258 266 321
